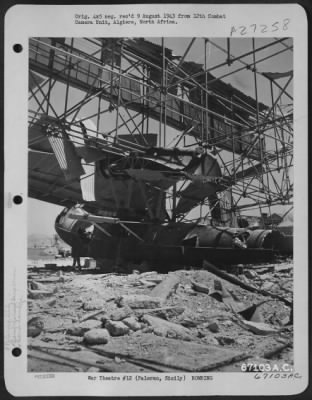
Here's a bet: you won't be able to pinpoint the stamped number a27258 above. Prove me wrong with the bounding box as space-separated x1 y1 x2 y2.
230 19 290 36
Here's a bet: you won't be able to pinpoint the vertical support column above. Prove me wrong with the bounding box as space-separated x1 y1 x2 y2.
172 183 177 222
162 37 167 148
46 39 56 115
230 94 236 224
142 64 146 137
64 38 74 117
96 39 106 138
114 40 123 143
252 38 266 205
204 39 209 144
227 38 231 66
270 79 280 171
279 87 289 198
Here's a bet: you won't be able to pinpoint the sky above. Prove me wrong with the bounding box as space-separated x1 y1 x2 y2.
28 37 293 236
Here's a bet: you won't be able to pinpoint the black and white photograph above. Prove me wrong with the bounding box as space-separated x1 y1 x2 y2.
27 35 294 371
4 3 308 397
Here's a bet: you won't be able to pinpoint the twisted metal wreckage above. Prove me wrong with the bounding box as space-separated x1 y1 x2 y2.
28 37 293 269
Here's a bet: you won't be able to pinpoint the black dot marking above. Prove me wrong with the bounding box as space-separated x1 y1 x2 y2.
13 44 23 53
13 195 23 205
12 347 22 357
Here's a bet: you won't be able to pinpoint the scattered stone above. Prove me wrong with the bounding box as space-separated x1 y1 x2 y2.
80 310 107 322
84 329 110 345
35 276 66 284
207 322 219 333
149 273 180 301
118 294 163 309
180 319 198 328
261 282 278 292
236 337 253 347
244 270 258 280
239 320 279 335
182 284 197 295
123 317 141 331
153 326 168 337
28 317 44 338
44 297 57 307
139 279 157 288
144 277 163 284
141 326 154 334
83 300 105 311
243 305 264 323
274 264 292 273
197 330 206 338
142 314 193 341
29 280 49 291
216 335 236 346
105 320 130 336
139 271 158 278
28 289 55 300
191 280 210 294
134 306 185 320
109 306 132 321
66 320 102 336
202 335 219 346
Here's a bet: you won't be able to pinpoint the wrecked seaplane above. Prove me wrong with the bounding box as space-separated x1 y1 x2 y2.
29 115 291 271
39 115 289 270
55 204 288 270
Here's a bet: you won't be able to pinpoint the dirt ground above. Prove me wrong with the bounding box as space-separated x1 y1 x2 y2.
27 256 293 373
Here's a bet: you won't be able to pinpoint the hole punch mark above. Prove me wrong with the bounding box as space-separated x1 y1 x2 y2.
12 347 22 357
13 195 23 205
13 44 23 53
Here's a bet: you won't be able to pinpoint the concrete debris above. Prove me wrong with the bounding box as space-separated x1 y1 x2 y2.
118 294 163 309
84 329 110 345
66 320 102 336
28 289 55 300
43 298 57 308
238 320 280 335
122 317 141 331
261 281 277 292
191 280 210 294
142 314 193 341
79 309 106 322
239 303 264 323
134 306 185 320
27 258 293 372
202 335 219 346
149 273 180 301
108 306 132 321
206 322 219 333
28 317 44 338
138 279 157 287
29 280 50 291
93 334 248 372
244 270 258 280
105 320 130 336
82 300 105 311
216 335 236 346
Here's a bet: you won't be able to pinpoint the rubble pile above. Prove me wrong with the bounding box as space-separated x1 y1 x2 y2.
27 260 293 372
